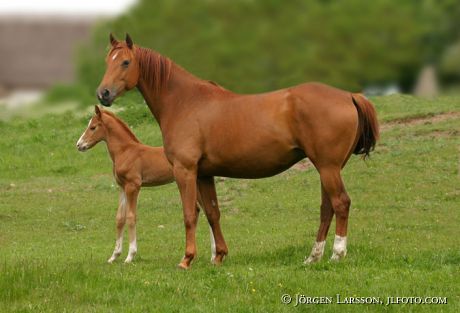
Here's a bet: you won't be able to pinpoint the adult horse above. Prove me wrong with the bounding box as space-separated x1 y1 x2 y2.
97 34 379 269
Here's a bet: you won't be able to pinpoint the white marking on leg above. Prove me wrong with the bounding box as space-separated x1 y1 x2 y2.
114 237 123 254
120 192 127 208
108 191 127 263
209 226 216 262
125 236 137 263
304 240 326 264
108 237 123 263
331 235 347 261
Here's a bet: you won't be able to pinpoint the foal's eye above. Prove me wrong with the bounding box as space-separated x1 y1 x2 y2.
122 60 130 67
90 126 96 131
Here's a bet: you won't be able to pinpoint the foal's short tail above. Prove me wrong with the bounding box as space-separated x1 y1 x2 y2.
351 93 380 159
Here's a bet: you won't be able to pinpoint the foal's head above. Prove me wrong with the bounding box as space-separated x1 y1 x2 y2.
97 33 140 106
76 106 107 152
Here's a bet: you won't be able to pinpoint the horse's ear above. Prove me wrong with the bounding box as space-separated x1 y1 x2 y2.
95 105 102 117
125 33 133 49
109 33 118 47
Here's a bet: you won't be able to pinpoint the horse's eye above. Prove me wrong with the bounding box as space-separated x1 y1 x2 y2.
90 126 96 131
122 60 130 67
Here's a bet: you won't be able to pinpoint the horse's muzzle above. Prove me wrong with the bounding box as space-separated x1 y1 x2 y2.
97 89 114 107
98 97 112 107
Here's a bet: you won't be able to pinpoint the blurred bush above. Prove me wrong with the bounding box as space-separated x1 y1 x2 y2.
440 41 460 84
44 84 94 104
69 0 460 103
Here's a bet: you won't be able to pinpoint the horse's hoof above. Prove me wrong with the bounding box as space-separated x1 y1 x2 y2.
330 254 345 262
177 261 190 270
330 250 346 262
304 255 320 264
330 255 340 262
212 254 225 266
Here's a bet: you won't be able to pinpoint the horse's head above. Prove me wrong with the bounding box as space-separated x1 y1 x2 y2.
76 105 107 152
97 33 139 106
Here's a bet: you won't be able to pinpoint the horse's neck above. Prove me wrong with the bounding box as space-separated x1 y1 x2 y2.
137 62 232 125
104 118 138 162
137 63 196 120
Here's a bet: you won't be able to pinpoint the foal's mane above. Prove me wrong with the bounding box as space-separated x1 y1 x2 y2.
135 46 172 95
101 110 140 143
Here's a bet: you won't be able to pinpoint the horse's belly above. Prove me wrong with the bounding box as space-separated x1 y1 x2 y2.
198 148 305 178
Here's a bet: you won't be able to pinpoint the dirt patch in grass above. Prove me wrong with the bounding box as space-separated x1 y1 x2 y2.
291 159 314 171
380 111 460 131
291 111 459 172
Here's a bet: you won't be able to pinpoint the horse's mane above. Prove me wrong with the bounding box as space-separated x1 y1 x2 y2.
135 46 172 95
101 110 140 143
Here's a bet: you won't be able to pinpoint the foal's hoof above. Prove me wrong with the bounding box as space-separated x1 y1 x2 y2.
107 255 119 264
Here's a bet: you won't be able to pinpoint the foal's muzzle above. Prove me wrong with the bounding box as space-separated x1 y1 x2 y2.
76 142 89 152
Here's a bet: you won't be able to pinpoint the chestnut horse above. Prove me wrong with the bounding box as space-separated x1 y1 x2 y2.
97 34 379 269
76 106 214 264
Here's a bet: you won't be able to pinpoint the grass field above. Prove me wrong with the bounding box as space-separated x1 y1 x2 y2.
0 95 459 312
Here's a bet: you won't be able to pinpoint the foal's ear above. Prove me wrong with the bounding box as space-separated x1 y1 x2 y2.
125 33 133 49
95 105 102 117
109 33 118 47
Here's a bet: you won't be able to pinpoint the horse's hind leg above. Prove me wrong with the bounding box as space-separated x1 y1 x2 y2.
319 166 351 261
196 190 216 262
108 190 127 263
304 183 334 264
197 176 228 265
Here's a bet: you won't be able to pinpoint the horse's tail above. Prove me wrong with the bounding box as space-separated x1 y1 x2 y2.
351 93 379 159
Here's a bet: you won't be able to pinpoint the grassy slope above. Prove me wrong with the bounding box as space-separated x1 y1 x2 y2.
0 95 459 312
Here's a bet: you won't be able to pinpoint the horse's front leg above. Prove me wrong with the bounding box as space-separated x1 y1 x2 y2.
124 182 140 263
197 176 228 265
108 190 127 263
305 183 333 264
174 162 198 269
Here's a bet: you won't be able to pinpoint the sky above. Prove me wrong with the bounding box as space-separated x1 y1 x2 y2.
0 0 138 16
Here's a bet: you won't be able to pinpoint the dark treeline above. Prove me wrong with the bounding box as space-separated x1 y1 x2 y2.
71 0 459 101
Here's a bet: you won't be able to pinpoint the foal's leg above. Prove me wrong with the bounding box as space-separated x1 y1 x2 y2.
320 167 351 261
124 183 140 263
108 190 127 263
304 183 334 264
174 163 199 269
197 176 228 265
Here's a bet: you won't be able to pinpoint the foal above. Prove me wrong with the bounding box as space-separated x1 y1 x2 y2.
76 105 175 263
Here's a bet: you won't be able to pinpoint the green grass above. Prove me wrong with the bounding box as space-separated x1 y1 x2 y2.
0 95 459 312
372 94 460 122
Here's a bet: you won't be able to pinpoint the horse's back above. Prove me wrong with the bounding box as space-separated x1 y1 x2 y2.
176 81 359 178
